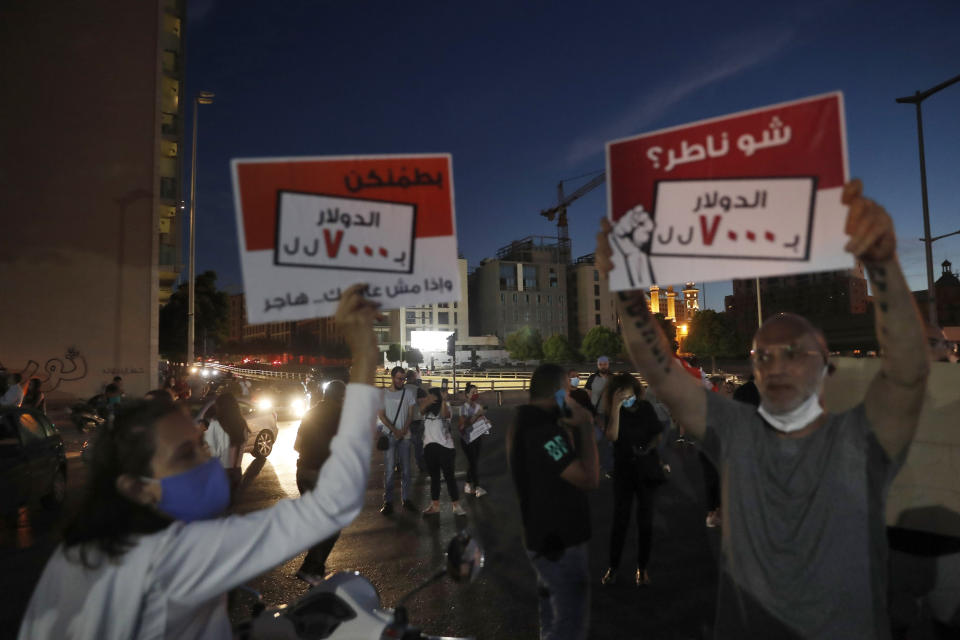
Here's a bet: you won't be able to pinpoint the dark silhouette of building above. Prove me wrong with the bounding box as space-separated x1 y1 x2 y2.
914 260 960 326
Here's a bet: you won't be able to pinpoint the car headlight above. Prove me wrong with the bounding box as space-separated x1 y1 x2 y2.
190 367 198 374
257 398 273 411
200 369 210 378
291 398 306 417
322 381 330 392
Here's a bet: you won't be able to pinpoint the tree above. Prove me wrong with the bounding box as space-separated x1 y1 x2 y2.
683 310 741 372
580 326 623 362
654 313 678 353
402 348 423 368
386 343 402 363
542 334 576 362
159 270 229 360
505 327 543 361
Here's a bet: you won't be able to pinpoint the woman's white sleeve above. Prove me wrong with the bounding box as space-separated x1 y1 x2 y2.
157 383 379 603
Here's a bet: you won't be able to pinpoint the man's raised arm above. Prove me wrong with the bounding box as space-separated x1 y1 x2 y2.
596 221 707 439
842 180 929 459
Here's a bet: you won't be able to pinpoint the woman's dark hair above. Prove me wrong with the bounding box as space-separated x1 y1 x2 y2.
424 387 443 417
530 364 567 400
62 399 178 567
23 378 43 405
603 373 643 416
214 393 248 447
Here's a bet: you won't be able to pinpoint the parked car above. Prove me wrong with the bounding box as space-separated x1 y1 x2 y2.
193 398 279 459
0 407 67 515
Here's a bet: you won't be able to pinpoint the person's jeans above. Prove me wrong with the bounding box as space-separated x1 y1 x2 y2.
527 542 591 640
409 420 426 472
461 437 482 487
383 435 412 503
424 443 458 501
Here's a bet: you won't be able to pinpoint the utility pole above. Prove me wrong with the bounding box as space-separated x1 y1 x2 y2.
896 73 960 326
187 91 215 365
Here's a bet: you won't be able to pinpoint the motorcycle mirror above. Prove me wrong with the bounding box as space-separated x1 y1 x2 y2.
446 531 484 584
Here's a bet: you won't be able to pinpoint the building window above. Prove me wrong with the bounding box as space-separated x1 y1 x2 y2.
537 294 541 304
500 293 505 303
405 311 416 323
558 295 564 305
525 294 530 304
512 293 518 303
595 314 601 325
559 310 563 321
500 264 516 290
438 312 450 325
454 302 458 308
549 268 558 287
454 312 458 325
438 303 449 308
546 295 552 304
594 284 600 296
594 299 600 311
421 311 429 323
593 270 599 281
523 265 537 289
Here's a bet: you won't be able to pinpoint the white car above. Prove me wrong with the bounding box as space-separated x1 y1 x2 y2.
196 399 279 459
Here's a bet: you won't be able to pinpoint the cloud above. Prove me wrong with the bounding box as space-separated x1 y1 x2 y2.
565 27 796 165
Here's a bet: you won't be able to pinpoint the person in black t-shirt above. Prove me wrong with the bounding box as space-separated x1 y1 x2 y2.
508 364 599 640
293 380 346 583
601 373 666 588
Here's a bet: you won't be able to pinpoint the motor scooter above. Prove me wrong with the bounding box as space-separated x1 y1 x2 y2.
235 530 483 640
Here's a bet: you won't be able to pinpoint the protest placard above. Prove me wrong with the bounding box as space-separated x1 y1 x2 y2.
606 92 850 290
231 154 459 323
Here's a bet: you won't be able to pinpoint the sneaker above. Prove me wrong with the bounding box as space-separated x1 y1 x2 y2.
452 503 467 516
473 486 488 498
296 570 324 586
380 502 394 516
601 568 618 586
463 483 474 495
422 503 440 516
636 568 651 587
402 499 418 512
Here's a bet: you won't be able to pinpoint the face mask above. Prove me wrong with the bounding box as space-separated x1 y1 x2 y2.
470 393 479 402
569 378 579 388
757 366 827 433
621 395 636 408
144 458 230 522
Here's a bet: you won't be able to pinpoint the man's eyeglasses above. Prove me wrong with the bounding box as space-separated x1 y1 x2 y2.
750 345 827 367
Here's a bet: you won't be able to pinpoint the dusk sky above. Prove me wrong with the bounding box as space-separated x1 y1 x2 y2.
184 0 960 312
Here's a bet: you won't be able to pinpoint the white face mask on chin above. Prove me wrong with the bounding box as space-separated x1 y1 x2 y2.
757 366 827 433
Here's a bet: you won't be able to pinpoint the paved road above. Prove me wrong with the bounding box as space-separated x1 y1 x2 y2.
1 403 722 640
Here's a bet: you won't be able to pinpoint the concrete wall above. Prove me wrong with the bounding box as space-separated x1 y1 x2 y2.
0 2 163 399
824 358 960 538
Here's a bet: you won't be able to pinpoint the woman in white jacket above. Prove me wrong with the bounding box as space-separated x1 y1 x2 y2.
18 285 382 640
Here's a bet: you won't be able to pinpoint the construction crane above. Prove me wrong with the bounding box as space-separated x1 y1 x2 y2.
540 171 606 243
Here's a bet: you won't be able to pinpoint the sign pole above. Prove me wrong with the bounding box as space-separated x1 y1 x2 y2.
756 277 763 328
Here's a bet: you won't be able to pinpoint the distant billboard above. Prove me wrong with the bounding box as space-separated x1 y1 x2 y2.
411 330 453 352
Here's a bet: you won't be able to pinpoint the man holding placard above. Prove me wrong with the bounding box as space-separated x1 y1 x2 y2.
596 179 928 638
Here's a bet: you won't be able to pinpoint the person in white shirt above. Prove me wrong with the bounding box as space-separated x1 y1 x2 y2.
377 366 421 515
18 284 382 640
458 384 489 497
421 387 466 516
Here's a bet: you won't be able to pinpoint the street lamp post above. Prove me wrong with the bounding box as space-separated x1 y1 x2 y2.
187 91 214 366
896 73 960 327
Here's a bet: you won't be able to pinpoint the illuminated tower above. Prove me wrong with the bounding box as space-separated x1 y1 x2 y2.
682 282 700 321
648 285 661 314
666 286 677 320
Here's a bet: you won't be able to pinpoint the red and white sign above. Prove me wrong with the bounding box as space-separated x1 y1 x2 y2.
231 154 459 322
606 92 850 290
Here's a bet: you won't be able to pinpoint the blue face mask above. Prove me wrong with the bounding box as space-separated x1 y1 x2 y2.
108 395 122 405
622 395 637 408
554 389 567 410
147 458 231 523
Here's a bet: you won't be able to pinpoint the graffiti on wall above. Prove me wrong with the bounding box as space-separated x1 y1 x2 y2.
0 347 88 392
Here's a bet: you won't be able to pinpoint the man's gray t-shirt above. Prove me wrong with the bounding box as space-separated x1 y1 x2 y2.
701 391 905 639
